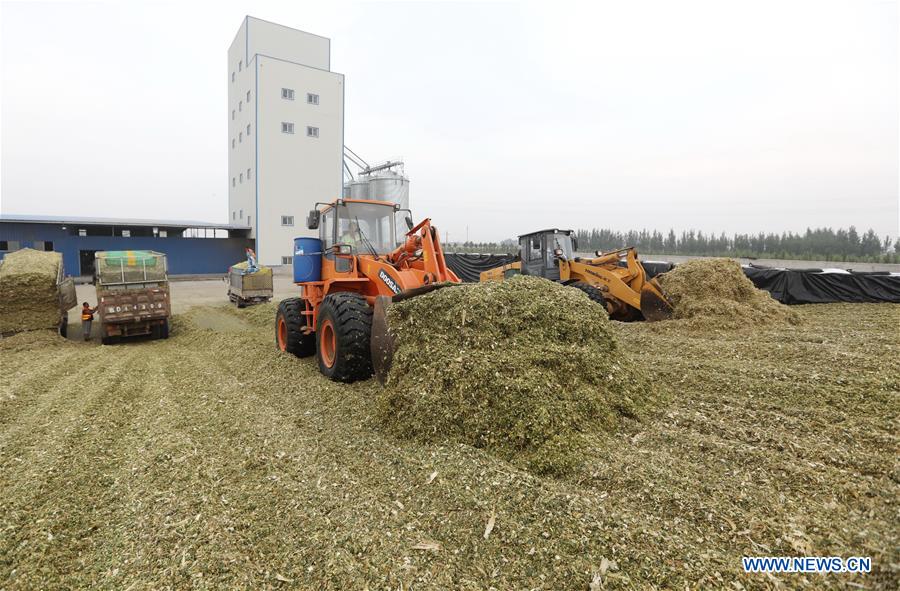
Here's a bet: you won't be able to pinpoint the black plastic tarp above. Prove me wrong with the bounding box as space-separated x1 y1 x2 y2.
445 253 900 304
640 261 675 279
742 268 900 304
445 253 517 283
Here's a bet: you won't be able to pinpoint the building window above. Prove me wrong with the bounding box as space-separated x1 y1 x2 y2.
246 123 251 136
78 229 87 237
121 230 131 237
281 88 294 100
281 215 294 226
232 177 236 187
159 230 167 238
307 93 319 105
246 90 250 102
307 126 319 138
239 100 242 112
232 139 235 149
281 122 294 134
240 209 243 218
0 240 19 251
231 72 235 83
239 132 242 143
281 256 293 265
247 167 251 179
232 110 235 120
238 60 242 72
41 241 54 251
248 216 251 226
239 173 243 183
232 211 236 220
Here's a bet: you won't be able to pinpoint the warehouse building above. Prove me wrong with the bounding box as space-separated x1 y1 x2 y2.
229 17 344 267
0 215 252 277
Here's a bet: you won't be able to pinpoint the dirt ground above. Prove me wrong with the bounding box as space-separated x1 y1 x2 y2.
1 302 898 590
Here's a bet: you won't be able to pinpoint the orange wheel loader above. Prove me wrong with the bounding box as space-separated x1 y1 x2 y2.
275 199 460 383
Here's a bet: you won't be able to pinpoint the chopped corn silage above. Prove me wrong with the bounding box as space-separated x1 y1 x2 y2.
378 275 655 475
0 248 63 333
1 302 897 589
658 258 801 328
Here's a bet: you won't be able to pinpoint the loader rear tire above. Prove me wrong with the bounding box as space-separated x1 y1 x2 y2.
276 298 315 358
316 292 373 383
570 281 608 311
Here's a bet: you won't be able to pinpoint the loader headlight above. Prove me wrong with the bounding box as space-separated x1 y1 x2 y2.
554 248 563 257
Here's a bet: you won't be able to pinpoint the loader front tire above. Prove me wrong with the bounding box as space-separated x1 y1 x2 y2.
316 292 373 383
570 281 608 311
276 298 315 358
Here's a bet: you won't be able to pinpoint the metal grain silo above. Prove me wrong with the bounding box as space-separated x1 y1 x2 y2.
342 183 351 198
349 178 369 200
368 171 409 209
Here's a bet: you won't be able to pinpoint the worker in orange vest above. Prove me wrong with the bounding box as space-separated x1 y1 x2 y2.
81 302 98 341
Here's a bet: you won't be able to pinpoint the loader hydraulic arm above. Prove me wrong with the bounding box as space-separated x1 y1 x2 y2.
389 218 458 284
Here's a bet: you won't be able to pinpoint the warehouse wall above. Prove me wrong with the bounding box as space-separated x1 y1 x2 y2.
0 223 253 276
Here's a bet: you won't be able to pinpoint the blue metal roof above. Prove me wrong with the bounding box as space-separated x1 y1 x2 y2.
0 213 250 231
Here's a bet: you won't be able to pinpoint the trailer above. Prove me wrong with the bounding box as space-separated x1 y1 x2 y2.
94 251 171 344
227 261 273 307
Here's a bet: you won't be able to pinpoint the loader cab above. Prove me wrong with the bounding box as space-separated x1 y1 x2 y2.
310 199 411 272
518 229 576 281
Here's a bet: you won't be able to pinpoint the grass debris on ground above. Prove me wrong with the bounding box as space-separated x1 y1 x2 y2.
1 301 897 589
0 329 72 354
380 275 657 475
0 248 62 333
658 257 801 328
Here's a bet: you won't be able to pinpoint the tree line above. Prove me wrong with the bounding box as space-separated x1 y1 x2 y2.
448 226 900 263
573 227 899 263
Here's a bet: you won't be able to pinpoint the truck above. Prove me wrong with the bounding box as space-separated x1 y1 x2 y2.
94 250 171 344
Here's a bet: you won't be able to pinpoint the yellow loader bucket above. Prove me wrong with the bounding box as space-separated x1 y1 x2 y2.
640 280 674 322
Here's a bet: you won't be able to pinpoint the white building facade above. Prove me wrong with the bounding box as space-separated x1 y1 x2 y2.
228 17 344 266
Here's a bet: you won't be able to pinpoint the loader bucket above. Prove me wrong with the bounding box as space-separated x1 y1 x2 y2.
371 295 395 385
640 282 674 322
371 282 460 385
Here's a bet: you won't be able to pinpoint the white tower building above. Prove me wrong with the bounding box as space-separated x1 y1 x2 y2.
228 17 344 266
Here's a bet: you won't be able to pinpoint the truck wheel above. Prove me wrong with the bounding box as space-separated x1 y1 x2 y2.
276 297 315 358
316 292 373 383
157 319 170 340
570 281 608 310
58 313 68 338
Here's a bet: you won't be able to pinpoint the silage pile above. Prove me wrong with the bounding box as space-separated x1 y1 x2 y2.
0 249 63 333
378 275 653 475
658 258 801 327
0 329 73 352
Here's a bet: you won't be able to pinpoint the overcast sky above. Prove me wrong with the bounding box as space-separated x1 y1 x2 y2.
1 0 897 243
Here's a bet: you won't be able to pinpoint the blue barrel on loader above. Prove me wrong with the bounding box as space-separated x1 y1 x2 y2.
293 237 322 283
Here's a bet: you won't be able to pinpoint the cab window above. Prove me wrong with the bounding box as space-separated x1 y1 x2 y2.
320 208 334 249
528 236 542 261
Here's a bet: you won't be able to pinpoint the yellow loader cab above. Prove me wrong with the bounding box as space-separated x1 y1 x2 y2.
480 229 673 321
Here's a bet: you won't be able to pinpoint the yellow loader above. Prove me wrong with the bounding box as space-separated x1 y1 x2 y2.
480 229 672 321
